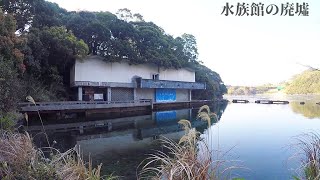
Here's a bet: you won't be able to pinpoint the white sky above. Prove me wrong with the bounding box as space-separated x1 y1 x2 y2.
48 0 320 86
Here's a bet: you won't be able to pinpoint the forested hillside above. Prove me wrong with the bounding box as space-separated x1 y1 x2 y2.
285 70 320 94
0 0 226 117
227 86 275 95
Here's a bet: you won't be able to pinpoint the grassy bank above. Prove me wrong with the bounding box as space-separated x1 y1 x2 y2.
0 96 118 180
0 130 117 180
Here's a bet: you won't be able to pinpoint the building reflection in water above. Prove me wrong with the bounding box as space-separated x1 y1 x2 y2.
28 102 227 179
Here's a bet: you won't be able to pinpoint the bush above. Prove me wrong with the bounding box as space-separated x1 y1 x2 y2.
0 112 20 130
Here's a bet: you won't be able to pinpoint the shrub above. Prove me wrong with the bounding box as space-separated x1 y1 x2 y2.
0 112 20 130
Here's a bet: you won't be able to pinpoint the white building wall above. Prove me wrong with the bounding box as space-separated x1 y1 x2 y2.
74 56 195 83
159 68 195 83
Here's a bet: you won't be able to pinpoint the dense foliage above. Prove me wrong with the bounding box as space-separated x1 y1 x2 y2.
0 0 226 117
0 11 25 113
227 85 277 95
285 70 320 94
193 64 227 99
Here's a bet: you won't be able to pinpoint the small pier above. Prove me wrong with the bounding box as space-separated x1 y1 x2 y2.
254 100 289 104
232 99 249 103
230 99 290 104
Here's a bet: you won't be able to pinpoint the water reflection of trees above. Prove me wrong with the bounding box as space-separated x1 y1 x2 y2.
193 102 228 133
290 102 320 119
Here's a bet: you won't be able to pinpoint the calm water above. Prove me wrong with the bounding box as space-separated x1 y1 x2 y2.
30 95 320 179
206 103 320 179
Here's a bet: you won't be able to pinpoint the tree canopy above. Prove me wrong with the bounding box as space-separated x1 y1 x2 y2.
0 0 227 111
0 11 25 113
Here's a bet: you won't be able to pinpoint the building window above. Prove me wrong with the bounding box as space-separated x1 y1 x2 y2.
152 74 159 80
94 94 104 101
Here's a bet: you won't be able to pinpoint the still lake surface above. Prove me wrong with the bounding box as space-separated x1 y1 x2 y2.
30 94 320 179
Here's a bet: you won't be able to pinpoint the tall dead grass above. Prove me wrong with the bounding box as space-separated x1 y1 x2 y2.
0 130 57 179
293 133 320 180
0 95 117 180
0 130 116 180
139 105 229 180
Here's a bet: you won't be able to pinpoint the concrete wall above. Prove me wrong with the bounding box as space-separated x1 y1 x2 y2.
136 88 155 101
160 68 195 83
176 89 190 101
74 56 195 83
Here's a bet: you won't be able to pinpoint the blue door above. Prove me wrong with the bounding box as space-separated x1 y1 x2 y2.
155 111 177 125
155 89 176 102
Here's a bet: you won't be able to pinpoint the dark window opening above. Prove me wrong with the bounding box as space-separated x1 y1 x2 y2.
152 74 159 80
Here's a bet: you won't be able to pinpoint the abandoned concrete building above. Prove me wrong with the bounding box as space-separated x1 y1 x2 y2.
70 56 206 102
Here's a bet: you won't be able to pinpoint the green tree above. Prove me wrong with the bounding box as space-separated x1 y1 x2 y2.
1 0 68 32
177 34 199 63
23 26 88 100
0 11 25 113
116 8 133 22
1 0 228 103
193 64 227 100
0 0 34 31
65 11 191 68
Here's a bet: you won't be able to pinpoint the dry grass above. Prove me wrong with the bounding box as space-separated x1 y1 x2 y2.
0 131 117 180
139 105 230 180
0 96 118 179
0 130 57 179
293 133 320 180
139 125 215 180
197 105 218 126
53 147 106 180
26 95 51 147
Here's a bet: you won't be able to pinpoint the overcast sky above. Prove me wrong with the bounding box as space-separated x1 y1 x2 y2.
48 0 320 86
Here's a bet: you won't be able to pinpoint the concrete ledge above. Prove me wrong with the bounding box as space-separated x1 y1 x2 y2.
71 81 137 88
19 100 152 112
139 79 206 90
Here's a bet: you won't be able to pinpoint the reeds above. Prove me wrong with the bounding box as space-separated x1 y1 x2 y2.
0 96 117 180
0 130 115 180
293 132 320 180
197 105 218 126
139 123 215 180
0 130 56 179
139 105 226 180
